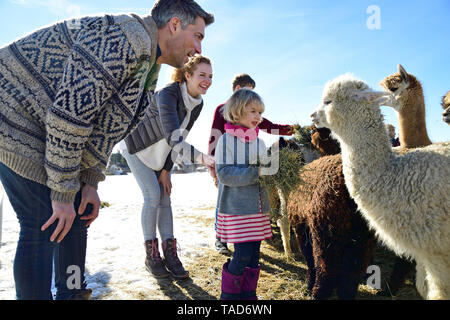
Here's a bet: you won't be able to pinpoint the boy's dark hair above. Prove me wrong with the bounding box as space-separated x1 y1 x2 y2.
151 0 214 29
232 74 256 91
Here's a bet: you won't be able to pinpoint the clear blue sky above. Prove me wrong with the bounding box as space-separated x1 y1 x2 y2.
1 0 449 152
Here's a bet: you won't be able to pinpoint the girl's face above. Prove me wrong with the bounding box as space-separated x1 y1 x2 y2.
185 63 213 97
236 102 263 129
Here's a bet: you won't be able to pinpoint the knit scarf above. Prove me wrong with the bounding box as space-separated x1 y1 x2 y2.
180 82 202 112
225 122 259 143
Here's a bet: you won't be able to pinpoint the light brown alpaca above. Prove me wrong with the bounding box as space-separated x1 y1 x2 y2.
378 65 434 296
379 64 432 148
442 90 450 125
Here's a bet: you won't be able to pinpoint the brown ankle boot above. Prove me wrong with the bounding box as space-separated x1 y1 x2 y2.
144 239 169 278
162 238 189 280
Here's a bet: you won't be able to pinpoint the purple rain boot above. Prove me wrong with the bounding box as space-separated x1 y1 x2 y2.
220 260 244 300
241 265 261 300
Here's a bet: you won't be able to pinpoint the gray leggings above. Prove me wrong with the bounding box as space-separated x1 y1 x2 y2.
122 149 174 241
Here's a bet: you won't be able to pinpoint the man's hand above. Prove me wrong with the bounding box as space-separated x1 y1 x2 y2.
79 183 101 227
41 201 76 243
158 169 172 197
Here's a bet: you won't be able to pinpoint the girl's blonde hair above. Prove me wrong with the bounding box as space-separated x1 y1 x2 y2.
171 54 212 83
223 88 265 124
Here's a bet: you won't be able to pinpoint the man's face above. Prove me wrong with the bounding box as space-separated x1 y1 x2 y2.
167 16 206 68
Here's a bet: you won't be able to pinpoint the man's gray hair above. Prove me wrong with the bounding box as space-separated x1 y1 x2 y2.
151 0 214 29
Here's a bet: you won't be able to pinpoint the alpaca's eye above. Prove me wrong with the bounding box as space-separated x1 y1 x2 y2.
324 100 332 105
390 87 398 92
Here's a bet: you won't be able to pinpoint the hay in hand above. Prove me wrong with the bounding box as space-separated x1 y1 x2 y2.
259 146 306 198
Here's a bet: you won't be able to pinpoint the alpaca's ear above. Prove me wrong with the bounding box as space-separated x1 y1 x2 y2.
352 90 391 104
398 64 409 83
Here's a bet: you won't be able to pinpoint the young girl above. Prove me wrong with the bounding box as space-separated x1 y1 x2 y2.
214 89 272 300
208 74 294 255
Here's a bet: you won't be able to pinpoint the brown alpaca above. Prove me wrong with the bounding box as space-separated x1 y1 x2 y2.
379 64 432 148
310 124 340 156
286 127 376 300
442 90 450 125
378 65 435 295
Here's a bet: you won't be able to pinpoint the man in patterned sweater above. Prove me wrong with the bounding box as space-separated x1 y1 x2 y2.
0 0 213 300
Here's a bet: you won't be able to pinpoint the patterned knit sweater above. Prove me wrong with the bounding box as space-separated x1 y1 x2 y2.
0 14 161 203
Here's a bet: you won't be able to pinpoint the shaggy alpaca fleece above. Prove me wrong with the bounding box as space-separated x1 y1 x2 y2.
311 73 450 300
287 154 375 300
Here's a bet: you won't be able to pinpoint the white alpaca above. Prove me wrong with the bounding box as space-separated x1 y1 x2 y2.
311 74 450 300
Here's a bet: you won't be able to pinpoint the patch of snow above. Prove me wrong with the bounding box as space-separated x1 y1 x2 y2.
0 172 218 300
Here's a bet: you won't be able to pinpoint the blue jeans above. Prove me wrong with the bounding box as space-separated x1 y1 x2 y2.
228 241 261 275
122 150 173 241
0 163 89 300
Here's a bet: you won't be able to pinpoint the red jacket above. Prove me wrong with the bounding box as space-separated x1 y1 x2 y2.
207 103 292 156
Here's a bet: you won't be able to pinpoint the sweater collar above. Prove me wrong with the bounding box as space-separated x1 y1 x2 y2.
137 14 159 63
225 122 259 142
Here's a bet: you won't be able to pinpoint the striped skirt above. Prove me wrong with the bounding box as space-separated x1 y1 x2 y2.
216 212 272 244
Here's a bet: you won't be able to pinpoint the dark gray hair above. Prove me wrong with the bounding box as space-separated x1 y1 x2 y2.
151 0 214 29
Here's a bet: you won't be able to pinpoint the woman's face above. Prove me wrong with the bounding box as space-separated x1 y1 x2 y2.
185 63 213 97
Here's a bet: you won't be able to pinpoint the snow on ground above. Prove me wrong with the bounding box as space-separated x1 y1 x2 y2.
0 172 218 300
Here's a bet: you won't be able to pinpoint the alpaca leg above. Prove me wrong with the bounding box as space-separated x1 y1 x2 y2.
422 259 450 300
294 224 315 291
336 242 366 300
312 265 338 300
338 223 376 299
311 234 339 300
276 188 294 260
277 216 293 261
415 262 428 299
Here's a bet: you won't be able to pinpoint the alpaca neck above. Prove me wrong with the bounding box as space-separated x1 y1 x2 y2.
340 125 392 174
337 114 393 195
398 94 432 148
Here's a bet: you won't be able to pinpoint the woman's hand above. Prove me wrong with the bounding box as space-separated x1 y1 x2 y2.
42 201 76 243
202 154 215 168
158 169 172 197
79 183 101 227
